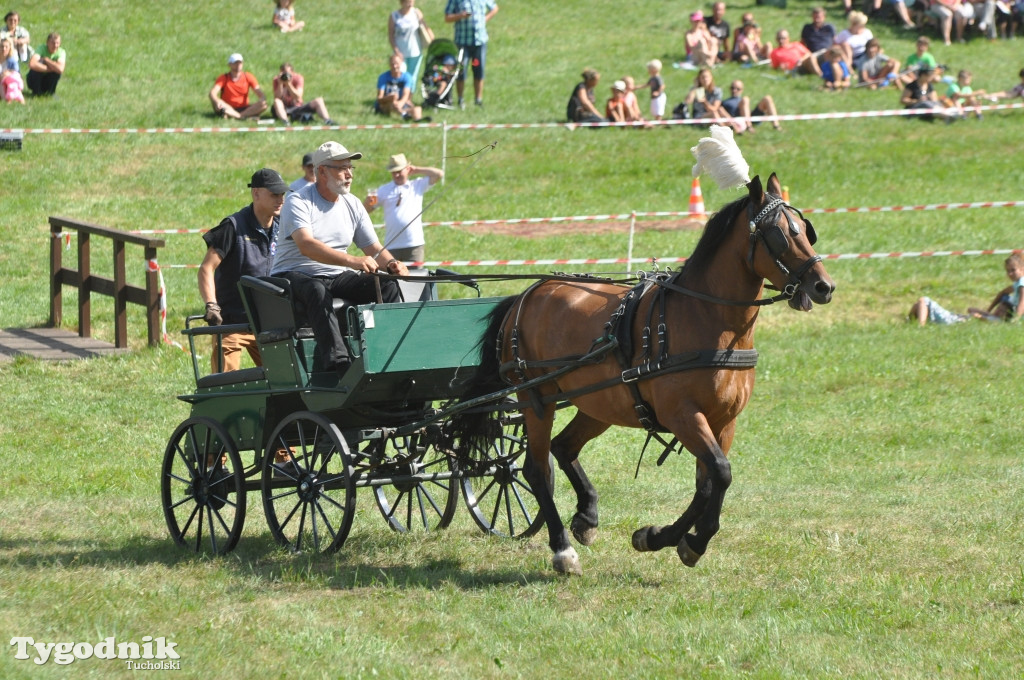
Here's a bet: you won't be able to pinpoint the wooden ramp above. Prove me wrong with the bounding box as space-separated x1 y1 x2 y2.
0 328 130 362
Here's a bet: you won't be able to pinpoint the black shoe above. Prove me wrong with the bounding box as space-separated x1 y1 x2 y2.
334 359 352 378
413 116 432 123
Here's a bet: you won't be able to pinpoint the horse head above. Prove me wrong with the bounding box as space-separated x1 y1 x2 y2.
746 174 835 311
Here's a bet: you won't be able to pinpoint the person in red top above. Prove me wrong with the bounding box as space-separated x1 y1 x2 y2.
209 52 268 120
770 29 821 76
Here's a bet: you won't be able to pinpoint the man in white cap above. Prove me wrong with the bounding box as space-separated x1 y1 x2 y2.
271 141 410 377
209 52 268 120
363 153 443 267
199 167 287 372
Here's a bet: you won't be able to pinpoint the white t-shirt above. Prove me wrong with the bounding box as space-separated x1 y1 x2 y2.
271 183 378 277
377 175 433 249
835 28 873 60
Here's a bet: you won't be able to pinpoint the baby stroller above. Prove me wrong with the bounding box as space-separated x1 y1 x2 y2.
420 38 463 109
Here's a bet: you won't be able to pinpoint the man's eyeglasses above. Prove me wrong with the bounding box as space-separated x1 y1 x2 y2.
321 164 353 172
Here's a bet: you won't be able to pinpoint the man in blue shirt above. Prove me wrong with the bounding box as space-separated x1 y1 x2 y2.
444 0 499 109
375 54 427 122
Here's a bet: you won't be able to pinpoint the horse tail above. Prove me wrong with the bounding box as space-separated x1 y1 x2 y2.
448 294 518 446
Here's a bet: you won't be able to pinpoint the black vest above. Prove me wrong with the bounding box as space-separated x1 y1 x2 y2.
214 205 279 324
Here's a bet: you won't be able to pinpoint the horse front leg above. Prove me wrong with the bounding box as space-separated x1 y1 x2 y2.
520 402 582 575
550 412 610 546
632 415 733 568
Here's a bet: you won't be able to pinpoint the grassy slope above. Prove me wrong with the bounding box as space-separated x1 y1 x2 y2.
1 1 1023 678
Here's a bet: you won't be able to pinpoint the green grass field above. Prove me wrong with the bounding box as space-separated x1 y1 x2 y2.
2 1 1023 678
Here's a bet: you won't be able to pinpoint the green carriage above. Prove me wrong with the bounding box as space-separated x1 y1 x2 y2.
161 274 544 555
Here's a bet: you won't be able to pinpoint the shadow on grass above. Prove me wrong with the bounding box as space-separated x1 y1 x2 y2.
0 532 561 589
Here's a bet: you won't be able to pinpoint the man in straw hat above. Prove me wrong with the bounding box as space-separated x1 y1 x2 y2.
271 141 409 377
364 153 444 268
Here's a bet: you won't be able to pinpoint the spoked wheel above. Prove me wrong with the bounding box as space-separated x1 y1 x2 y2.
460 410 553 539
261 411 355 555
161 416 246 555
366 431 459 533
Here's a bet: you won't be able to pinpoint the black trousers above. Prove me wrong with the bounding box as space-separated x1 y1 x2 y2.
27 70 61 95
280 271 402 370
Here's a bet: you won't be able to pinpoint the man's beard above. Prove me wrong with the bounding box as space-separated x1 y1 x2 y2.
327 176 350 196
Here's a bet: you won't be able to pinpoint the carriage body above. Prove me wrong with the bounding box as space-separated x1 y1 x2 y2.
162 275 543 555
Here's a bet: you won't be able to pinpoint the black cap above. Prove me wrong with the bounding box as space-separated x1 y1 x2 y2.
301 152 314 166
248 168 288 194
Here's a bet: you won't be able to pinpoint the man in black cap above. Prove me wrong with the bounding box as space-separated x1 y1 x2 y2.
198 167 287 372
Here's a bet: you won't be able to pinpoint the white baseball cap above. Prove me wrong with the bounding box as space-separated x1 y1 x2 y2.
228 53 243 64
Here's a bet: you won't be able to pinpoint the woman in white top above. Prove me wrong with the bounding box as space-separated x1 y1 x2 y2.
389 0 433 87
834 11 873 72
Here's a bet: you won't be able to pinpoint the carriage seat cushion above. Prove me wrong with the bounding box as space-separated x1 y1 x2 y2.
196 366 266 390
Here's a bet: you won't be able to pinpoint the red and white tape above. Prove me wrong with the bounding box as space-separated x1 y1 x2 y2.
6 102 1022 136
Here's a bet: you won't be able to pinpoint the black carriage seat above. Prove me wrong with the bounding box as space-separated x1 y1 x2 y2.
237 275 356 342
195 365 267 390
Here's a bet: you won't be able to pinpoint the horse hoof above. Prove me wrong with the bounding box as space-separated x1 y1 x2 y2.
570 516 598 546
677 539 703 568
631 527 652 552
552 547 583 576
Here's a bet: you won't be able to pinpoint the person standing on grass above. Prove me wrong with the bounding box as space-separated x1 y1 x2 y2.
198 168 287 373
26 32 64 96
209 53 268 120
363 153 443 268
444 0 499 109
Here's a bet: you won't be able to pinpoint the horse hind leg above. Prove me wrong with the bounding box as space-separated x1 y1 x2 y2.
550 413 609 547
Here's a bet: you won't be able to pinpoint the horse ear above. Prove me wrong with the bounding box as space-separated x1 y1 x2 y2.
766 173 782 197
746 175 763 203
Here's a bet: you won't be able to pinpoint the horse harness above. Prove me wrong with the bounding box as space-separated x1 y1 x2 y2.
494 195 818 463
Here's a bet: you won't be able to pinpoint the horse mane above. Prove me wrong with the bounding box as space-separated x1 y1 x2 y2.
678 194 750 281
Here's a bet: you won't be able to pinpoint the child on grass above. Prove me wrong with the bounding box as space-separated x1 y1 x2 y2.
909 254 1024 325
633 59 666 120
273 0 305 33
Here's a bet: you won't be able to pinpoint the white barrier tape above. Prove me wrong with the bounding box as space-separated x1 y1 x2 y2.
125 199 1024 235
7 102 1022 135
155 248 1024 270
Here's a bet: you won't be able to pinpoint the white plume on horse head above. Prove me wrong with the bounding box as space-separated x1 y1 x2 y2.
690 125 751 191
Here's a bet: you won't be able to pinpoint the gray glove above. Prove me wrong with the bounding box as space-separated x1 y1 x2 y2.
204 302 223 326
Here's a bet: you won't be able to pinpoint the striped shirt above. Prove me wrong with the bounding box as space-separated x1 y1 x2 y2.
445 0 495 47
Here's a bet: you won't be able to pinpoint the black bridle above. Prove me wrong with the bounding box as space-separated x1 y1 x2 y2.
657 194 821 307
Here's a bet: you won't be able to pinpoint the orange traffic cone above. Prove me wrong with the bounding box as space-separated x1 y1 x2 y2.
688 177 706 220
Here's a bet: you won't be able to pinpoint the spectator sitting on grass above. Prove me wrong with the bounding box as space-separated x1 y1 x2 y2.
821 47 851 91
273 0 305 33
209 53 268 120
900 63 946 121
0 11 30 62
990 67 1024 100
909 254 1024 325
800 7 835 62
899 36 937 87
721 79 782 131
272 62 335 126
834 11 873 73
375 53 430 122
566 68 606 124
858 39 901 90
941 69 985 119
605 80 627 123
26 32 65 96
771 30 821 76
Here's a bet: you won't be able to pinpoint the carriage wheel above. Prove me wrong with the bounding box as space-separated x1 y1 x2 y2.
368 432 459 533
460 413 553 539
261 411 355 555
161 416 246 555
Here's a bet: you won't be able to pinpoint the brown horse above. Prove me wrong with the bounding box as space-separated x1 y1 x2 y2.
463 174 835 575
